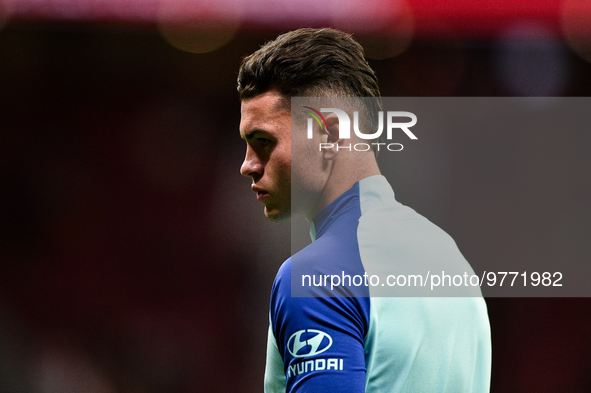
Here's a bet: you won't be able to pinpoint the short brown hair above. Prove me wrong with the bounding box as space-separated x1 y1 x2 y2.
237 28 380 101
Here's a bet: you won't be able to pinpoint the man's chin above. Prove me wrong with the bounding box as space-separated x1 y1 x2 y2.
264 207 291 222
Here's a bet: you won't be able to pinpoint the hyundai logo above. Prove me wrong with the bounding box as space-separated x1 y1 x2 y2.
287 329 333 358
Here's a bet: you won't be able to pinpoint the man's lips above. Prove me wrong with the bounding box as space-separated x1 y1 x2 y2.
256 192 269 201
252 186 269 201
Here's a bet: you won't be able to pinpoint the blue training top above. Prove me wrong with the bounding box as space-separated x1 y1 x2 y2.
264 175 492 393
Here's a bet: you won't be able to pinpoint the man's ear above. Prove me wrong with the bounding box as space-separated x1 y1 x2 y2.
322 113 341 161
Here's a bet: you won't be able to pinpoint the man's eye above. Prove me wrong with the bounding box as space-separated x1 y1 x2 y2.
258 138 271 147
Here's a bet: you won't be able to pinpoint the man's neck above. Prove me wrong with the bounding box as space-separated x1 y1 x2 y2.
303 155 381 223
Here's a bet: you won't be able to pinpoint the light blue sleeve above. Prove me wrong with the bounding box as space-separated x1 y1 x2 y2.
264 322 287 393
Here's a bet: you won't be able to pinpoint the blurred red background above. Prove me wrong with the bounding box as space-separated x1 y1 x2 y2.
1 1 591 392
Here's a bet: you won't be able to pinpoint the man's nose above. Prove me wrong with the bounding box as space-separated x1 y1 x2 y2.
240 148 263 178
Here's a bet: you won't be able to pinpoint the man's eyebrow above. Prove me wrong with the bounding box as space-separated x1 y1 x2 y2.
241 129 268 140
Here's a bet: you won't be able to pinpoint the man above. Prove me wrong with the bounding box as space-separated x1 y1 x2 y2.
238 28 491 392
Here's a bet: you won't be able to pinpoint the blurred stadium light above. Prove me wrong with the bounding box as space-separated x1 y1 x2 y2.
1 0 588 38
5 0 591 60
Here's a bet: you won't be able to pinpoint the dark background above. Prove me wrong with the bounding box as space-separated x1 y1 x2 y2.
1 22 591 392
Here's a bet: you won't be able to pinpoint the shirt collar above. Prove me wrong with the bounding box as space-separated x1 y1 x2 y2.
309 175 395 242
309 182 360 242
